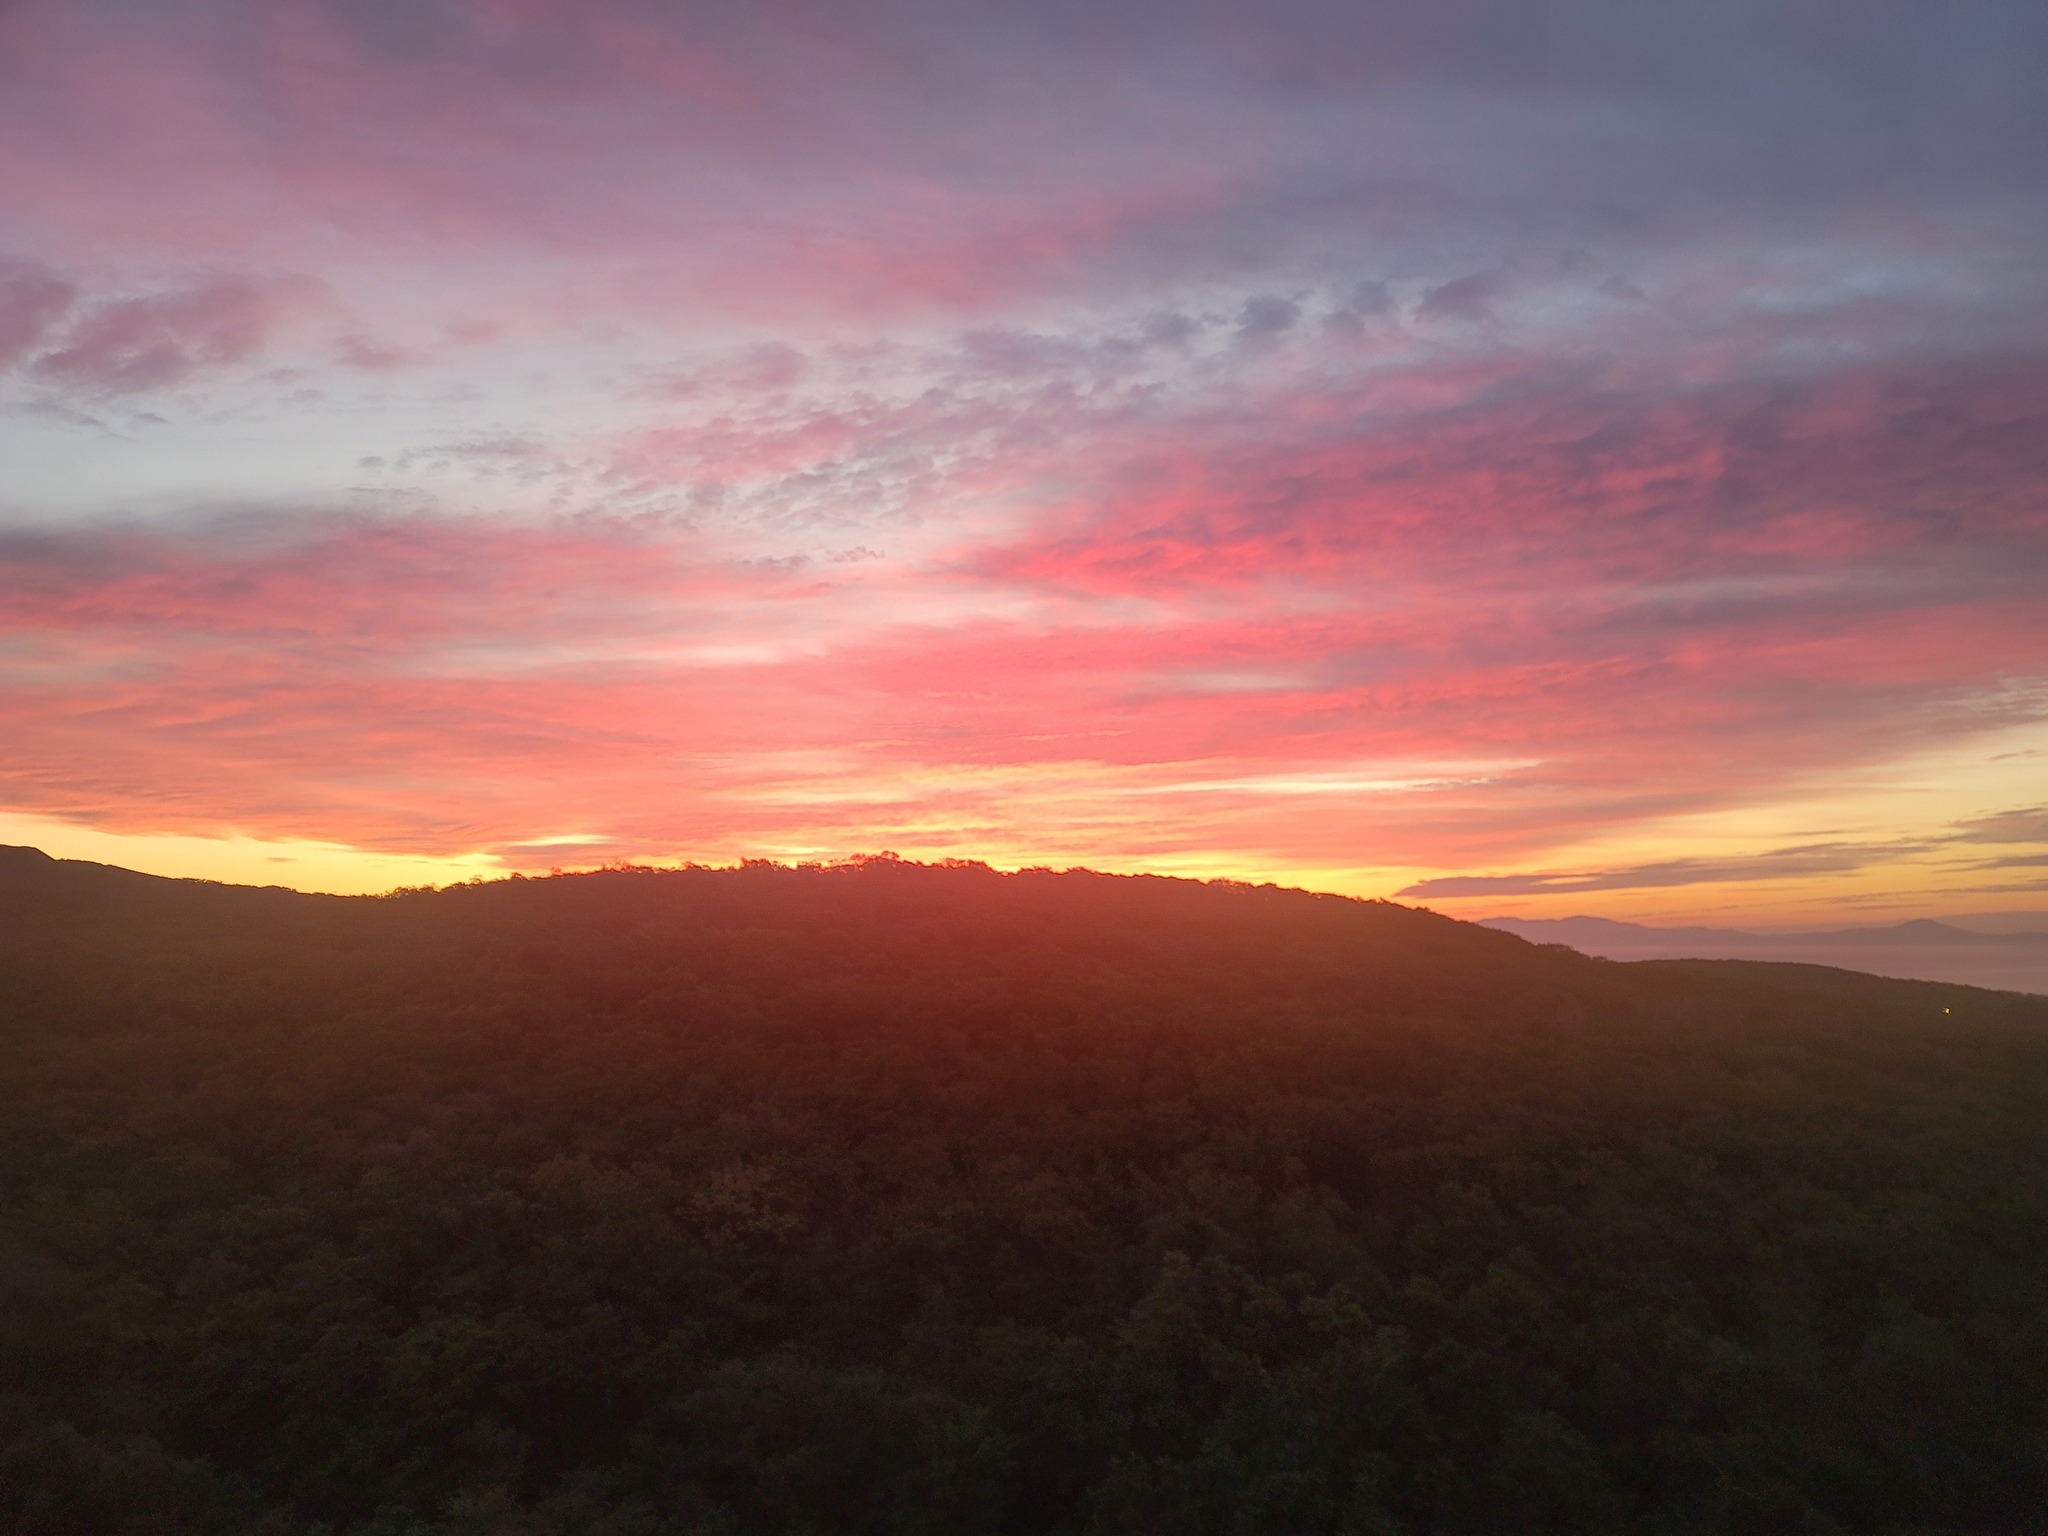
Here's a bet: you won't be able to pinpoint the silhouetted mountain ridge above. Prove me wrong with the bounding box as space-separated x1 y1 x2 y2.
3 849 2047 1535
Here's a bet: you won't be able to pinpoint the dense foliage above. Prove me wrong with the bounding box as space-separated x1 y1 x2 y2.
3 847 2046 1535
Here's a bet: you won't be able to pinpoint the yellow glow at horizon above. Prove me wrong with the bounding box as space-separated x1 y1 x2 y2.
1413 719 2048 925
2 717 2042 921
0 811 505 895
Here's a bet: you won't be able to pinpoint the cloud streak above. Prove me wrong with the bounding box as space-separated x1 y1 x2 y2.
1399 843 1935 898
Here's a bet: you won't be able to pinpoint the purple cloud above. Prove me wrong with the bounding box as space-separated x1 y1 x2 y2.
28 276 294 394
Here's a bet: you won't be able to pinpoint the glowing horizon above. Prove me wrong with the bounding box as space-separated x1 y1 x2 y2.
4 1 2046 926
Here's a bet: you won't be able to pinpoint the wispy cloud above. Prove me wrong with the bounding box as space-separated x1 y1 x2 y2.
1398 843 1935 898
1955 806 2048 844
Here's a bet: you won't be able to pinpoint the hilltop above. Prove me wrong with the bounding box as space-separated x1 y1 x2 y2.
3 851 2046 1535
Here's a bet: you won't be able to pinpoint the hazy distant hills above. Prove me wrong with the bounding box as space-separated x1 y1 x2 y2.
1482 913 2048 995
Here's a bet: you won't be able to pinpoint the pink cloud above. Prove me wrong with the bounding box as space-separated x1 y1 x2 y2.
1 421 2041 870
7 324 2042 871
0 257 75 367
978 354 2048 600
24 274 307 393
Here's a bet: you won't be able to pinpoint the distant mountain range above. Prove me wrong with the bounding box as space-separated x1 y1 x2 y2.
1481 914 2048 995
1484 914 2048 948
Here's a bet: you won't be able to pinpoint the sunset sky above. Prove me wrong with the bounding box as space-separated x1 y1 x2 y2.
3 0 2046 924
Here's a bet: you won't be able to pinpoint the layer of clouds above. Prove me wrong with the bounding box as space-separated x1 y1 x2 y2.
4 1 2045 318
0 0 2044 905
5 330 2045 864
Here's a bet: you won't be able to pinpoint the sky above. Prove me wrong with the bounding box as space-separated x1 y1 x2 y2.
2 0 2047 925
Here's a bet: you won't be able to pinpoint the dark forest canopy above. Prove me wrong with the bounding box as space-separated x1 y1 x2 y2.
3 847 2046 1536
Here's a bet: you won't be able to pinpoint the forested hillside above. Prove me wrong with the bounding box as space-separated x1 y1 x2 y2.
3 848 2046 1535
